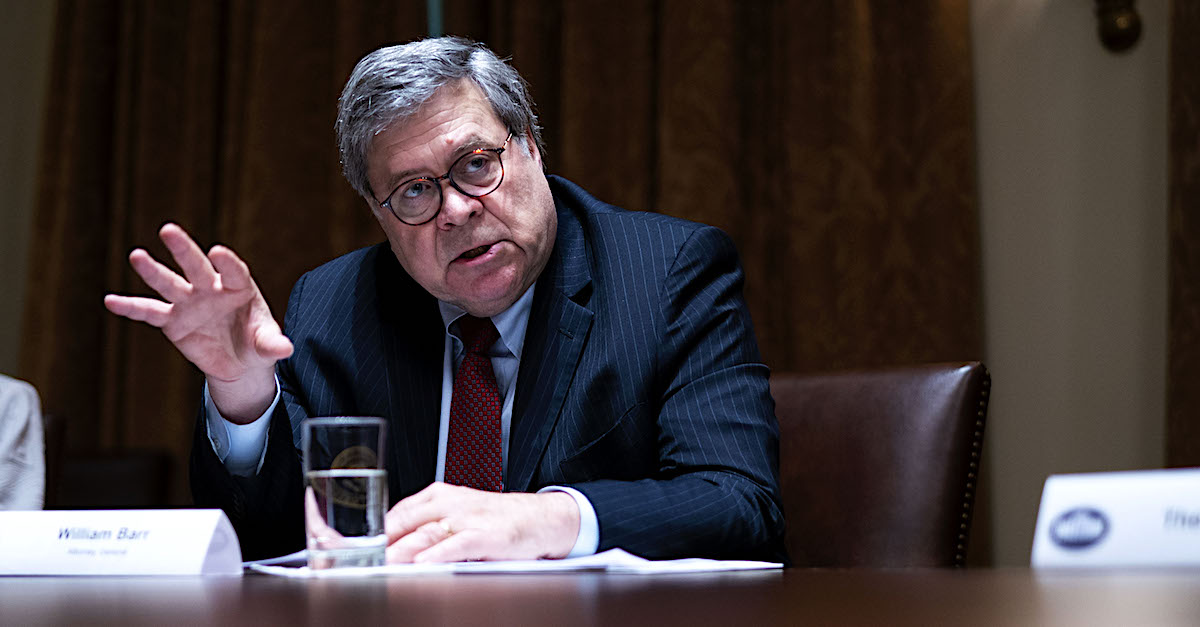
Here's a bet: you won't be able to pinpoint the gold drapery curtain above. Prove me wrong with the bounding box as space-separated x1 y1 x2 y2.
21 0 981 503
1169 0 1200 466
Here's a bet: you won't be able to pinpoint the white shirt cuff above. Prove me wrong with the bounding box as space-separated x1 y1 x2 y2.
538 485 599 558
203 378 281 477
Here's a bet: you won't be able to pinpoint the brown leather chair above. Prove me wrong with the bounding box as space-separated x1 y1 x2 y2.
39 412 174 509
53 450 173 509
771 362 990 568
41 413 65 509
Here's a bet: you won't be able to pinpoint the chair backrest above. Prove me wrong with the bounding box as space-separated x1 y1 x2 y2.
41 413 65 509
771 362 990 568
53 450 173 509
38 413 173 510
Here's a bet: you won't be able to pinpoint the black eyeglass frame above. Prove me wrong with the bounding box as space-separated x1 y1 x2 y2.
375 133 513 226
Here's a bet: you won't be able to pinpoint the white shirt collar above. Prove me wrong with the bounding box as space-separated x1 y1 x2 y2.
437 283 536 360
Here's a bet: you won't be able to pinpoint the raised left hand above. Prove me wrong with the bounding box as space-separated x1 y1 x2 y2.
383 483 579 563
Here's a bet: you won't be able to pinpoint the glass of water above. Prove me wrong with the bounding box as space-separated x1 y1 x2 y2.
302 417 388 569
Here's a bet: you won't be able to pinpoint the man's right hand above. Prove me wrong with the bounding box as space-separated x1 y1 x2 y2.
104 223 293 423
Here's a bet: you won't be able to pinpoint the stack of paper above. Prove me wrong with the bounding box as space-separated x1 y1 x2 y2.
246 548 782 578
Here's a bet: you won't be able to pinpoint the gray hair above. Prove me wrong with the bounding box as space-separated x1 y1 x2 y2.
336 37 544 200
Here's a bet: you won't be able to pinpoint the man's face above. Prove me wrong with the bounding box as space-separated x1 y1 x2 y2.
365 79 556 317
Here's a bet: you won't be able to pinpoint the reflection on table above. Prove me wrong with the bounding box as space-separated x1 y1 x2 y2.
4 568 1200 626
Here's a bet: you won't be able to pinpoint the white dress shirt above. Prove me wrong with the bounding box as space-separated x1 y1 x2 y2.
204 283 599 557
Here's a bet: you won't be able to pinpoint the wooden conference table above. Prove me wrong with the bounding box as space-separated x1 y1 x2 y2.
4 568 1200 626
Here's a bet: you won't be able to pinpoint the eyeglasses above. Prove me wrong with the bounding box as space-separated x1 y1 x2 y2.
376 133 512 226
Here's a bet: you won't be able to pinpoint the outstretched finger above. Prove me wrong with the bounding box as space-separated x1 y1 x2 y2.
128 248 191 302
207 244 253 292
159 223 217 289
104 294 172 328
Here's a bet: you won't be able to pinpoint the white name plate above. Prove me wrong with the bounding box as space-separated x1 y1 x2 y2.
0 509 242 576
1031 468 1200 568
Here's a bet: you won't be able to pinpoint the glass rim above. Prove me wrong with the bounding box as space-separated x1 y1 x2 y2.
303 416 386 429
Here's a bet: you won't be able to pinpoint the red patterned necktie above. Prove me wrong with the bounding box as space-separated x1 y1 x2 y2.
445 315 504 491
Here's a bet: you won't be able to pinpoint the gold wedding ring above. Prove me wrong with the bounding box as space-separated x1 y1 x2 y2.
438 520 454 536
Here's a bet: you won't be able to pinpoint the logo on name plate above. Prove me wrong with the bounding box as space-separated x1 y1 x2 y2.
1049 507 1110 550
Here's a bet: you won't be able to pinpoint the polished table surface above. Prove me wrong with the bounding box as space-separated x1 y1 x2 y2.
4 568 1200 626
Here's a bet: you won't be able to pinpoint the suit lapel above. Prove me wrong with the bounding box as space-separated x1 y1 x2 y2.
509 194 593 491
373 248 442 500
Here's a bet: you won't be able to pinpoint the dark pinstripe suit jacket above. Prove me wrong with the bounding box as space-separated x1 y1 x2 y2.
192 175 786 562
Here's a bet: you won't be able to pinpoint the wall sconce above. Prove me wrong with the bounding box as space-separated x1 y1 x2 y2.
1094 0 1142 53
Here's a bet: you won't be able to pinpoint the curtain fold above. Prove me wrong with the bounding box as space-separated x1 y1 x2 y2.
21 0 981 504
456 1 982 373
21 0 425 502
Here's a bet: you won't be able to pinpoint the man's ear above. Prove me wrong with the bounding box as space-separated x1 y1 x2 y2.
365 196 386 223
524 128 542 165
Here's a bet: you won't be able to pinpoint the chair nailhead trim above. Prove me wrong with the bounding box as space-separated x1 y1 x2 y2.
955 366 991 568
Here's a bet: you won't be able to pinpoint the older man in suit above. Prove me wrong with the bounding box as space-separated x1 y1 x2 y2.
105 37 784 563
